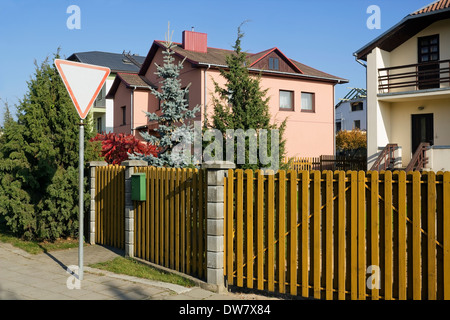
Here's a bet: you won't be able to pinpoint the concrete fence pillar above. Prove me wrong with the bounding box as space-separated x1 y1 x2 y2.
88 161 108 245
122 160 148 257
203 161 236 292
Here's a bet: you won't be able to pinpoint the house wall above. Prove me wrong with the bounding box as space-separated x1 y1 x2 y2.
386 19 450 93
263 76 336 158
144 48 203 124
426 146 450 171
133 90 154 132
202 69 336 158
367 19 450 169
137 46 337 159
105 76 115 132
367 47 391 167
335 99 367 131
390 98 450 166
113 82 132 135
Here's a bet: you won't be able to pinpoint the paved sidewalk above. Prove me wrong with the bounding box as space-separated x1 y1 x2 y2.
0 242 277 300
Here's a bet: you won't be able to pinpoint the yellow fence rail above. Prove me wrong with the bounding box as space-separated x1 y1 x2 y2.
283 157 314 171
224 169 450 300
134 167 207 280
95 165 125 249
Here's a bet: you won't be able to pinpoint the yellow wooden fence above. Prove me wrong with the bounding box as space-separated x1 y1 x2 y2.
283 157 314 171
134 167 207 280
224 169 450 300
95 165 125 249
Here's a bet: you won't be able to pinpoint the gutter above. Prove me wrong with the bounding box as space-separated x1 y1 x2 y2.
354 53 367 68
196 62 348 84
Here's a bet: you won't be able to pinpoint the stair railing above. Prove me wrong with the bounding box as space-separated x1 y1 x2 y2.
370 144 398 171
405 142 430 172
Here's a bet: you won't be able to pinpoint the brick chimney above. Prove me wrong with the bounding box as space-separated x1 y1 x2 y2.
182 30 207 53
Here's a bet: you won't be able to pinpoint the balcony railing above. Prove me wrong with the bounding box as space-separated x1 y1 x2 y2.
378 59 450 94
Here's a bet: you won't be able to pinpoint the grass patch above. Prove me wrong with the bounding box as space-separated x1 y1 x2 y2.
0 223 80 254
90 257 196 288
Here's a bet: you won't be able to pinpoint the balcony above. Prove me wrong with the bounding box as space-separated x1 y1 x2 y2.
378 59 450 95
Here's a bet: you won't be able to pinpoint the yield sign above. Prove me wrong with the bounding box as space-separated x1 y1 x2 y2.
55 59 110 119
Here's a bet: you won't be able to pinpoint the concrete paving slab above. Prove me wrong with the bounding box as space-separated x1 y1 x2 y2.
0 242 279 301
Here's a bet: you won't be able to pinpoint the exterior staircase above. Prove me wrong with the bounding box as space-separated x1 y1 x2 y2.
371 143 430 172
370 144 398 171
405 142 430 172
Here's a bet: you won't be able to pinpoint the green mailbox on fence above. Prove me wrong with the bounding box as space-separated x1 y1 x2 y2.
131 173 146 201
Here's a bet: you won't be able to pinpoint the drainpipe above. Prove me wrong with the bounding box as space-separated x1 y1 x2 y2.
355 57 367 68
203 64 211 128
354 53 368 168
333 85 336 155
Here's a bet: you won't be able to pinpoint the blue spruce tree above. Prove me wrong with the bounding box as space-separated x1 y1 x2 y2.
132 27 200 167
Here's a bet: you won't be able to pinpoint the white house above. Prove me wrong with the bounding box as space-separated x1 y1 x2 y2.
354 0 450 172
335 88 367 132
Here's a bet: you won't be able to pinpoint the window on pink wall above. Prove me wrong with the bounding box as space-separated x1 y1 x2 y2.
279 90 294 111
301 92 315 113
121 106 126 125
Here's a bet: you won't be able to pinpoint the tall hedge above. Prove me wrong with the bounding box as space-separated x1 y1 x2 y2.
0 52 100 241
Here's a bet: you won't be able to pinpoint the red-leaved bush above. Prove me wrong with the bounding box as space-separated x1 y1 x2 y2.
91 132 158 165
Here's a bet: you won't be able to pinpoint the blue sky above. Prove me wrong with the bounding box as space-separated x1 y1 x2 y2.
0 0 434 124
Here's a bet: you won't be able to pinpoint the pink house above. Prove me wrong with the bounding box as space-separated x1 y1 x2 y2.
106 30 348 158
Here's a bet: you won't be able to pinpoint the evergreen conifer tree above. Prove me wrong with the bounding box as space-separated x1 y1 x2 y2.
0 51 100 240
210 24 287 170
132 26 200 167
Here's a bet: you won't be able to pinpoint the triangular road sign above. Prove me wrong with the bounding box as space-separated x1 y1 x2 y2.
55 59 110 119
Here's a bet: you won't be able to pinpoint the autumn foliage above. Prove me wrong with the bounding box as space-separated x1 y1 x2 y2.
91 132 158 165
336 129 367 152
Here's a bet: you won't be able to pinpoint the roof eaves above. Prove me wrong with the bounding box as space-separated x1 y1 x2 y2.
105 76 121 99
250 68 348 83
355 6 450 60
353 15 409 60
195 62 347 83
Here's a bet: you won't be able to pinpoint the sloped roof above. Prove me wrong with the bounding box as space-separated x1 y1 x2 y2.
411 0 450 15
106 72 155 99
68 51 146 73
335 88 367 108
355 0 450 60
139 40 347 83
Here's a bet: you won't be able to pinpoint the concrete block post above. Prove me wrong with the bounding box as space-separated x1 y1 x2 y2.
88 161 108 245
122 160 148 257
202 161 235 292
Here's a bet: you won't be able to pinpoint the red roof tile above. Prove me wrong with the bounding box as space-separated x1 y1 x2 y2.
146 40 345 83
410 0 450 15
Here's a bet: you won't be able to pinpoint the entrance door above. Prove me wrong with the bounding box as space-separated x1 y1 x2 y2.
418 35 440 90
411 113 434 154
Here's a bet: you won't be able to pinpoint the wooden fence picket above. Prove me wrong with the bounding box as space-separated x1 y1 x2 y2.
94 165 450 300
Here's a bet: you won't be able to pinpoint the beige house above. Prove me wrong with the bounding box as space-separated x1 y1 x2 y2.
355 0 450 171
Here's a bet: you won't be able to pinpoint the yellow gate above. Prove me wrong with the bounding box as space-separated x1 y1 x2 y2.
134 167 207 280
95 165 125 249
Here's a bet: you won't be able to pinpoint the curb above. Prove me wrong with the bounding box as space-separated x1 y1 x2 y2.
84 266 193 295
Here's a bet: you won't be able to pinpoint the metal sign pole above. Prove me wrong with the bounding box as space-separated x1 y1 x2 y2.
78 119 84 281
54 59 110 283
